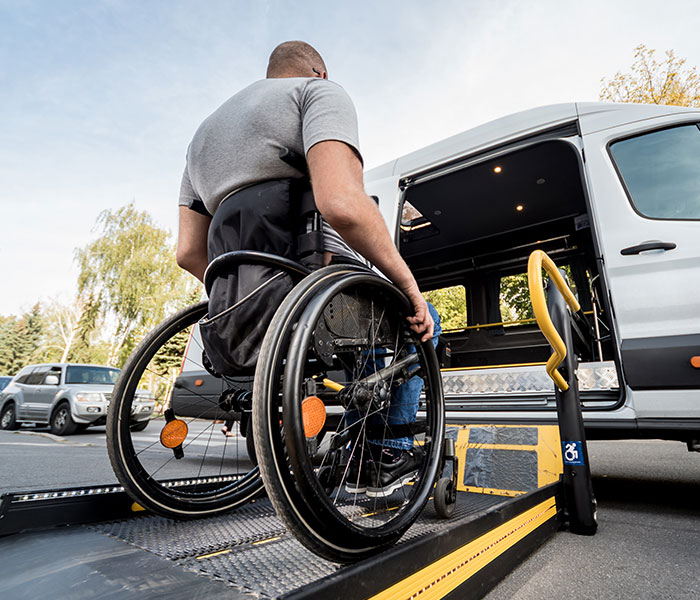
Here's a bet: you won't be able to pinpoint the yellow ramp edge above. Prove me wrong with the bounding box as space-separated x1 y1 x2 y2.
369 497 558 600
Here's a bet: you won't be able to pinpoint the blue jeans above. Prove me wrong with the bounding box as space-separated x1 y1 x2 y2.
345 302 442 451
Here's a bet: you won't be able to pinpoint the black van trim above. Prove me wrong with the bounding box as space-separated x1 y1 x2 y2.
621 333 700 390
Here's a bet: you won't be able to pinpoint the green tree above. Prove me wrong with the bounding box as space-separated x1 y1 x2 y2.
75 204 199 367
0 305 44 373
0 316 20 374
600 44 700 107
423 286 467 331
499 274 534 323
68 294 105 364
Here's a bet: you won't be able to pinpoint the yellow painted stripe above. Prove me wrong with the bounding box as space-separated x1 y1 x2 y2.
441 362 546 372
253 536 281 546
462 485 524 497
196 549 232 560
368 497 557 600
465 443 538 452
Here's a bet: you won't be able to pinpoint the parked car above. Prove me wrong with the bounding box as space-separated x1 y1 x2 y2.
0 363 155 435
0 376 12 393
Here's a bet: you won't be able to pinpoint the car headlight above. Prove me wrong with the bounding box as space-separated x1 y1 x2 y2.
76 393 104 402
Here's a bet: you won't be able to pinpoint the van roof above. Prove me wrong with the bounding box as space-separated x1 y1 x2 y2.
366 101 700 180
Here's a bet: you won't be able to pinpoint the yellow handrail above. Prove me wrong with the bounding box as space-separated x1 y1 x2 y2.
527 250 580 392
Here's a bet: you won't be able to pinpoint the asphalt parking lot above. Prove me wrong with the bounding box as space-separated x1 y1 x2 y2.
1 428 699 598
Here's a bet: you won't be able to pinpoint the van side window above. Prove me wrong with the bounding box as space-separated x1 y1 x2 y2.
610 123 700 220
499 268 577 326
499 274 534 324
423 285 467 331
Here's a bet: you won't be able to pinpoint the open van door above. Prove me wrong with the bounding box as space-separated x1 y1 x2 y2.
581 112 700 421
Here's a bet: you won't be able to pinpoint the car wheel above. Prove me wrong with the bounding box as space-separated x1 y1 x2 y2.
129 420 149 432
0 403 19 430
50 402 78 436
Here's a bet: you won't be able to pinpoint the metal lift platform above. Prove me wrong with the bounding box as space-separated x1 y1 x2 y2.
0 423 565 600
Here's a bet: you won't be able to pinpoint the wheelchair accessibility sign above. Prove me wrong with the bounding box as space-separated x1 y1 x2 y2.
562 441 585 466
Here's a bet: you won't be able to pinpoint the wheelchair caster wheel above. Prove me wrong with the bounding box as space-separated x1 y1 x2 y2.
434 477 456 519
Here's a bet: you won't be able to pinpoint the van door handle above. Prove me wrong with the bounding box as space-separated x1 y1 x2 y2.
620 240 677 255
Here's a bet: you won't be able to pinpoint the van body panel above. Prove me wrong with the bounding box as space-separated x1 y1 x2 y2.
580 114 700 422
581 113 700 341
576 101 698 135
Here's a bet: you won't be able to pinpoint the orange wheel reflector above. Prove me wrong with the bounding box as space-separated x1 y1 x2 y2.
691 356 700 369
302 396 326 439
160 419 188 448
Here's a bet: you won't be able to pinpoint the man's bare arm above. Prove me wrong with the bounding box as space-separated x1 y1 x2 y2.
307 140 433 341
176 205 211 283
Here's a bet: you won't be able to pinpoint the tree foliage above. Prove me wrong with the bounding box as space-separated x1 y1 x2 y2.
0 304 44 374
74 203 199 367
0 205 200 374
600 44 700 107
499 274 534 323
423 286 467 331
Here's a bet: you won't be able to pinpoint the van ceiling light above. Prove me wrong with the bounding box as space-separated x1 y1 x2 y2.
493 166 502 174
516 205 524 212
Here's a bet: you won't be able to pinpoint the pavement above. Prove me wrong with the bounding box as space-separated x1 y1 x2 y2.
0 421 250 494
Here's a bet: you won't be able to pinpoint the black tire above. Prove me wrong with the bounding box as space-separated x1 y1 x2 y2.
245 427 257 465
129 420 148 432
106 301 263 518
0 402 19 430
75 424 90 433
50 402 78 436
434 477 455 519
253 267 444 563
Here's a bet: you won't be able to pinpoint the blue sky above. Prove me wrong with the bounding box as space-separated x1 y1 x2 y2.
2 0 700 316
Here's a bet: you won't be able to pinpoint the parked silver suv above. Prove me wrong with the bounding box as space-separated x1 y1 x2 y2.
0 363 154 435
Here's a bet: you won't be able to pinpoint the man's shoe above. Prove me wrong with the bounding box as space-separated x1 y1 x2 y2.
343 451 378 494
344 459 367 494
366 448 422 498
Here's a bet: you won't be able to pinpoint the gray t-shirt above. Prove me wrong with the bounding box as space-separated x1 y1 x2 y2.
179 77 368 263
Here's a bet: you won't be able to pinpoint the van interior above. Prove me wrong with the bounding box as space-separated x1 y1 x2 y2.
398 138 620 409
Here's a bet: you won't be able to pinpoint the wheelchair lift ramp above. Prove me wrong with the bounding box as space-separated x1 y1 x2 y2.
0 424 564 600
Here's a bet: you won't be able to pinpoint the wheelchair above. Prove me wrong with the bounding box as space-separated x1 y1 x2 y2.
107 162 454 563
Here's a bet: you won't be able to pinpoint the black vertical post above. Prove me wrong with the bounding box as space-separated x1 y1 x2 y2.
547 278 598 535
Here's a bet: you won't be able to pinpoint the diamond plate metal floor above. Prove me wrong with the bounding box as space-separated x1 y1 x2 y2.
90 492 506 599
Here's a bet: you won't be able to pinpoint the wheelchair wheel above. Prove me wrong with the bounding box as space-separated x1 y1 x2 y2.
107 301 263 517
253 268 444 562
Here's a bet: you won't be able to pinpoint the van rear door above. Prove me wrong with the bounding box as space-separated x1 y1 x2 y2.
582 117 700 417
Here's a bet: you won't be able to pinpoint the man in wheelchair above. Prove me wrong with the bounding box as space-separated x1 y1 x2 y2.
175 40 438 499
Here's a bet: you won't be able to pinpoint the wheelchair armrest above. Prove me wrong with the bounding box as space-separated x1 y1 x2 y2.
204 250 311 296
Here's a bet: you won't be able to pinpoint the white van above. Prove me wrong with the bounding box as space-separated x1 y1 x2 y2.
363 101 699 448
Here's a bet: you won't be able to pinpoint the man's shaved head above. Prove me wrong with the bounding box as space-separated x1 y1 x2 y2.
266 41 327 78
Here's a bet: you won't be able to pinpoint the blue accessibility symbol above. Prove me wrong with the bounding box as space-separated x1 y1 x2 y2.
562 441 585 466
